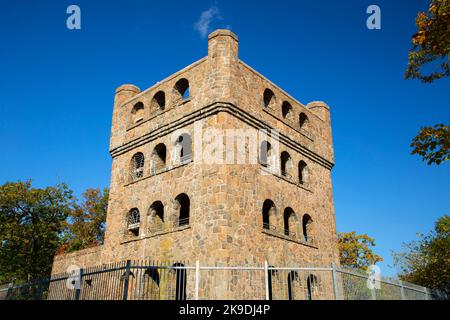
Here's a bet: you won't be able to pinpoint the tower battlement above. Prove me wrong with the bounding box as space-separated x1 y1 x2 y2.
51 30 339 299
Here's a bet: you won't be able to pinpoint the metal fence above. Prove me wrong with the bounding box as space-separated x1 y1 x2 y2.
0 260 441 300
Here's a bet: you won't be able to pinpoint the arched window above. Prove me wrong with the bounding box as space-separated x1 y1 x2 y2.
287 271 299 300
259 141 271 166
152 143 167 173
302 214 313 242
263 89 275 109
170 263 187 300
175 193 190 226
151 91 165 111
280 151 292 178
148 201 164 233
127 208 140 236
282 101 293 120
298 160 308 185
267 267 277 300
174 78 190 101
130 152 145 181
142 268 160 300
176 133 192 162
131 102 145 124
283 207 296 237
299 112 308 129
306 274 318 300
262 199 276 230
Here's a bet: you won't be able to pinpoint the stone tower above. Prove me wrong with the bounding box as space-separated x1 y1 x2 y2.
51 30 339 298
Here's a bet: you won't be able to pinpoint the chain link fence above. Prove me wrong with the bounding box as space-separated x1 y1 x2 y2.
0 260 443 300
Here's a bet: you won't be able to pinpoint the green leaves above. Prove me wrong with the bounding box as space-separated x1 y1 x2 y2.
0 180 73 283
0 181 109 284
393 215 450 289
60 188 109 254
411 124 449 165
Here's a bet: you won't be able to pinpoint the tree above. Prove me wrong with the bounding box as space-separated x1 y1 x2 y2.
393 215 450 290
405 0 450 83
338 231 383 271
0 180 73 284
406 2 449 164
411 124 450 165
59 188 108 253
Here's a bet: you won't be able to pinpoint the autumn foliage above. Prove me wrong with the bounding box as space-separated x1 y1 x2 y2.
0 180 108 284
338 231 383 271
405 0 450 83
411 124 450 165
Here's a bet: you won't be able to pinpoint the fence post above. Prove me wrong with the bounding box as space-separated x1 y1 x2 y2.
399 280 405 300
264 261 269 300
424 287 430 300
6 283 14 300
74 268 83 300
370 284 377 300
331 263 339 300
122 260 131 300
195 260 200 300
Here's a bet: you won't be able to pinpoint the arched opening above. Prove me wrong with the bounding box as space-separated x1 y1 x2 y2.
298 160 308 185
287 271 299 300
302 214 313 242
152 143 167 173
131 102 144 124
267 267 277 300
175 193 190 226
262 199 276 230
176 133 192 162
149 201 164 233
130 152 145 181
151 91 165 111
283 207 296 237
142 268 160 300
282 101 293 120
263 88 275 108
306 274 318 300
175 78 190 100
299 112 308 129
171 263 186 300
280 151 292 178
127 208 140 236
259 141 271 167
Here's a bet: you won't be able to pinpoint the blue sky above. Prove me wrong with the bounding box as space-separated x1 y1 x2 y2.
0 1 448 276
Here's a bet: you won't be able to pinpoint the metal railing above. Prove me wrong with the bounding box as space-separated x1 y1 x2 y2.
147 217 190 235
280 170 293 180
178 154 193 164
262 223 315 245
0 260 439 300
130 168 144 181
150 163 167 175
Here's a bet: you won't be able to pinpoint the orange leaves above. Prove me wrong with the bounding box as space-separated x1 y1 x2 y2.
405 0 450 82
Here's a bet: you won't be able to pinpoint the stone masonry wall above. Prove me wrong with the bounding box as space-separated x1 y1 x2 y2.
51 30 339 298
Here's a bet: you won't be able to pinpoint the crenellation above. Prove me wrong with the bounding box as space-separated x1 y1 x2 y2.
51 29 339 299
